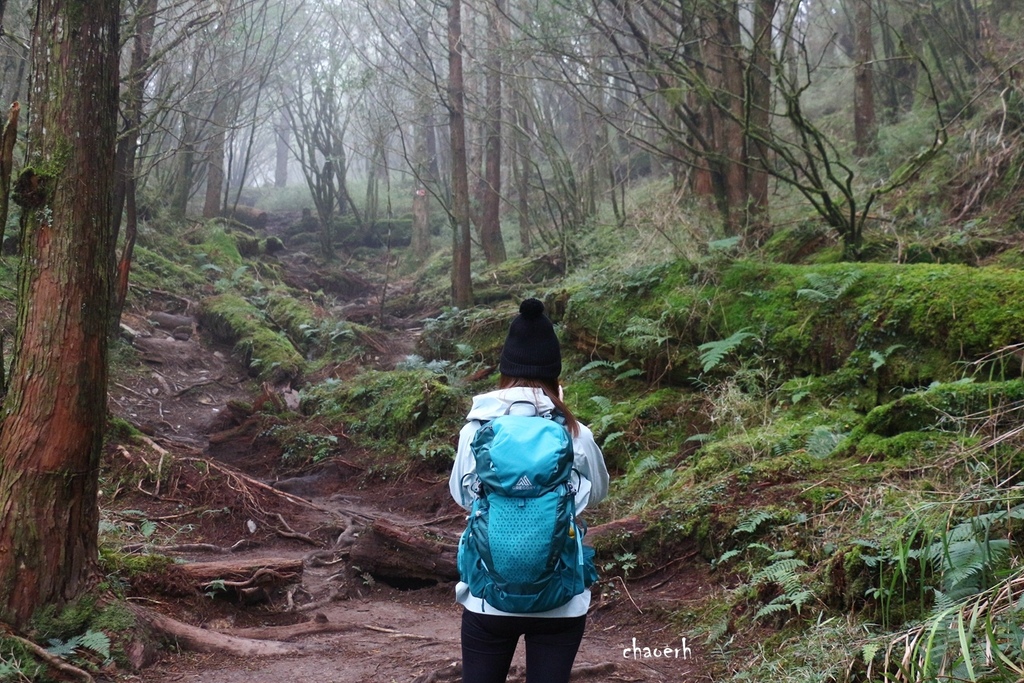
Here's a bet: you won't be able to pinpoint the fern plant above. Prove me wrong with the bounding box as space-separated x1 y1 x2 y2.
46 630 111 669
915 505 1024 600
878 568 1024 683
577 359 644 381
698 329 755 373
733 509 777 536
796 270 863 302
715 515 813 623
621 312 676 381
587 395 626 449
717 541 812 622
751 551 813 619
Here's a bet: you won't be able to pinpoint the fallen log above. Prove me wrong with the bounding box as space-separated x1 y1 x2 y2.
177 556 303 593
349 519 459 584
220 206 267 230
128 604 309 657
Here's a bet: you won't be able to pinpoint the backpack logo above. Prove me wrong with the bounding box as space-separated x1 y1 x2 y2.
512 475 535 491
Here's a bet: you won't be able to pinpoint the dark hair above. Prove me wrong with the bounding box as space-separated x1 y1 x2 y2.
497 375 580 438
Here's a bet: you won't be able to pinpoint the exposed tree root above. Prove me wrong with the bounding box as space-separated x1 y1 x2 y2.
273 512 319 546
129 604 313 657
411 662 461 683
180 456 335 515
571 662 619 679
121 539 258 555
223 615 357 641
292 587 347 612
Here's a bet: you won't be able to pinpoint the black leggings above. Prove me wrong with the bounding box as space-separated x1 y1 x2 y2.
461 609 586 683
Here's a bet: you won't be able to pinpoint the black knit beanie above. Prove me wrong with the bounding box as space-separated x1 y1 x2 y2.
499 298 562 380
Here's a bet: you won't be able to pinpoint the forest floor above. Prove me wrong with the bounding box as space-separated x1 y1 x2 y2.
101 213 718 683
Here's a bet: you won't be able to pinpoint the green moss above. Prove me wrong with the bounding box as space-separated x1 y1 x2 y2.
842 380 1024 451
417 304 514 363
302 369 466 450
854 431 952 461
762 223 836 264
131 245 206 294
265 289 320 353
565 260 1024 404
198 294 304 382
29 595 99 640
800 485 846 507
24 590 139 676
473 256 566 301
98 548 174 577
197 223 245 271
105 416 143 443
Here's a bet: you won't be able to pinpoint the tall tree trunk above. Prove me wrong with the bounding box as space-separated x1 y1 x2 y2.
478 0 506 265
853 0 876 156
202 116 227 218
0 0 119 629
0 101 19 250
170 113 197 220
512 89 532 255
448 0 472 307
509 54 533 254
275 110 288 188
202 1 233 219
365 139 382 225
718 1 747 236
746 0 775 245
111 0 158 334
411 107 432 258
700 0 747 236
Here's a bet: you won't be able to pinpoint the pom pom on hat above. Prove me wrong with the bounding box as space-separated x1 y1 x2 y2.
499 298 561 380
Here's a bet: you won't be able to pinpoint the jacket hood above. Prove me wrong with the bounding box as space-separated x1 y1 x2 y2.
465 387 556 422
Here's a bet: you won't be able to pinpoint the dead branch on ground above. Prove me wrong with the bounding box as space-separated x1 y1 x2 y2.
128 604 312 657
1 630 94 683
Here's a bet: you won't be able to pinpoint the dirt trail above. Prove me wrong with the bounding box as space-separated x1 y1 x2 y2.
107 215 711 683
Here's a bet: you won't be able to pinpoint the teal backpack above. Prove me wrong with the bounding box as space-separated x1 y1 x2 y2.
457 407 598 613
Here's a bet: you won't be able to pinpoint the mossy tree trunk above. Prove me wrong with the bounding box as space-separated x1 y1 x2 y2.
0 0 119 629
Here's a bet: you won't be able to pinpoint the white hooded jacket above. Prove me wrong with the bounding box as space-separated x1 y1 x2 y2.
449 387 610 618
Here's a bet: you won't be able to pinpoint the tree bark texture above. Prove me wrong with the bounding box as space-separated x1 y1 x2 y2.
448 0 473 307
0 0 119 629
171 113 197 219
511 77 532 254
176 557 303 593
274 110 289 188
112 0 158 334
478 0 506 265
746 0 775 245
0 101 19 249
853 0 876 156
202 0 233 218
713 1 748 236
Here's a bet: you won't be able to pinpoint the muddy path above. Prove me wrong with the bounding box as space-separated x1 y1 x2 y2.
106 214 713 683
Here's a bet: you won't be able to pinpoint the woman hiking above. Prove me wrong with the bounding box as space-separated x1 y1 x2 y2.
449 298 610 683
